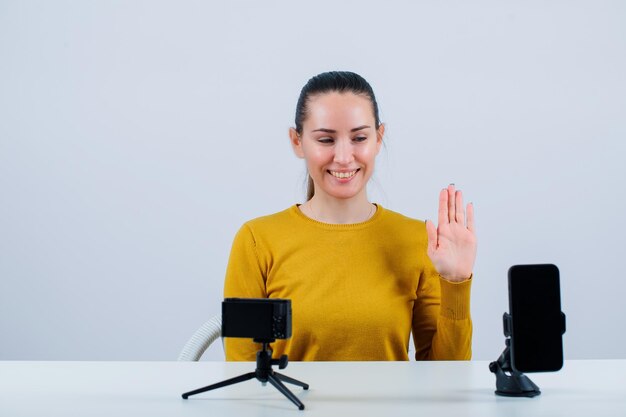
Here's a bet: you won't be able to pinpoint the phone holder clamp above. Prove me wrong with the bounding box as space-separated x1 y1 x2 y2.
489 338 541 397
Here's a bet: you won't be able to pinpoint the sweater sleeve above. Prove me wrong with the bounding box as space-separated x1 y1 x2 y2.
223 224 268 361
411 250 473 360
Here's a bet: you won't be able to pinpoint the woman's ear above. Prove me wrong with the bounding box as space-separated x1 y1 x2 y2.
376 123 385 153
289 128 305 159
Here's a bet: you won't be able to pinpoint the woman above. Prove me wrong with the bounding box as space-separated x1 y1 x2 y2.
224 71 476 361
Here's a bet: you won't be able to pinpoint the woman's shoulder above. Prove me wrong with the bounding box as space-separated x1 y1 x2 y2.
379 205 426 229
239 205 300 235
376 205 428 245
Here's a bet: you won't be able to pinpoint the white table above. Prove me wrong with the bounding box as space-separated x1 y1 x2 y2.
1 360 624 416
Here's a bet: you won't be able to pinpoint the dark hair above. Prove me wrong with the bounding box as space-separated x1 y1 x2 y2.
294 71 382 201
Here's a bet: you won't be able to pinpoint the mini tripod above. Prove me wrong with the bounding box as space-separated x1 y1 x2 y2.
182 340 309 410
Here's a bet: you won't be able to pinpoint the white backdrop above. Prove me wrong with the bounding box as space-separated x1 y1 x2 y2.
1 0 625 361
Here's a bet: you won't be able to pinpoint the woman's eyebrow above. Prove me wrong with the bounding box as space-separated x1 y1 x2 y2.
311 125 371 133
350 125 371 132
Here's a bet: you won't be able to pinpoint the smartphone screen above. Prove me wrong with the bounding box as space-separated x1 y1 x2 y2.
508 264 564 373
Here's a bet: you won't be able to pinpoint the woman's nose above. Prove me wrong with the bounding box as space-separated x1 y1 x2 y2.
333 139 354 164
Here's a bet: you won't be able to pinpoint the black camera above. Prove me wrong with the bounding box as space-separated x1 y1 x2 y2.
222 298 292 341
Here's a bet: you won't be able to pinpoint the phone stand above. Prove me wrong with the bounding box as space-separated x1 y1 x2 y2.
489 338 541 397
181 339 309 410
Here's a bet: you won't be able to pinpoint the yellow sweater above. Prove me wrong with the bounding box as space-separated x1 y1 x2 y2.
223 204 472 361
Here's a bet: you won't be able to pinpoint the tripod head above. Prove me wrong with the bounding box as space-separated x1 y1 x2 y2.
252 339 289 371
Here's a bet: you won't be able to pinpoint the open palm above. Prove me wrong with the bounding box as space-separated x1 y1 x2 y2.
425 184 477 282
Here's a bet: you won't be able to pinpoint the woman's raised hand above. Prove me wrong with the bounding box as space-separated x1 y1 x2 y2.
425 184 477 282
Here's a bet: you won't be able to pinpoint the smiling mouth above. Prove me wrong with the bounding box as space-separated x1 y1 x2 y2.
328 169 360 179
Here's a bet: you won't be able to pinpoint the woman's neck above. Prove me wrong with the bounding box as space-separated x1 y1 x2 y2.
301 193 375 224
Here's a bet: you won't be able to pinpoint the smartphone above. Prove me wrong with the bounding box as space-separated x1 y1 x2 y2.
508 264 565 373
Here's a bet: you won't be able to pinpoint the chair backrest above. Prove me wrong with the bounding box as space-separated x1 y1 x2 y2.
177 315 222 361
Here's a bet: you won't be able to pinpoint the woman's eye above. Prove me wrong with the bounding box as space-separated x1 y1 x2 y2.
353 136 367 142
318 138 334 144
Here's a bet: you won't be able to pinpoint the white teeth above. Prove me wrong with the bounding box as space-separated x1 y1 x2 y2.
330 170 358 179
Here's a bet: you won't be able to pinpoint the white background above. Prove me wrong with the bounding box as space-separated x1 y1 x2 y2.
1 0 624 361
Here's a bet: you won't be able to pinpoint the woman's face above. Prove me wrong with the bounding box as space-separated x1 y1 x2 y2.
290 92 384 201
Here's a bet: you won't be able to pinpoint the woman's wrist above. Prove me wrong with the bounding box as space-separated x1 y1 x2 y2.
440 273 473 283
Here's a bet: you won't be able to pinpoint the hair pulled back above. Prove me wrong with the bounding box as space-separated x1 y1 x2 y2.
294 71 381 200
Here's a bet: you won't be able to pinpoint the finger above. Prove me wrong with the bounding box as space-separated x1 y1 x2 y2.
438 188 448 225
466 202 475 232
447 184 456 223
425 219 438 253
455 190 465 225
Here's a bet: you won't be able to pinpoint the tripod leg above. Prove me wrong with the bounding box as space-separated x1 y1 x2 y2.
182 372 256 399
273 371 309 390
267 374 305 410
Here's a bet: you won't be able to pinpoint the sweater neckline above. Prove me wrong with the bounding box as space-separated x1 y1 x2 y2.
290 203 383 230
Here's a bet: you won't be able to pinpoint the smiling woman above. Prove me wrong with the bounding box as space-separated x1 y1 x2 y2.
290 91 383 223
223 71 477 361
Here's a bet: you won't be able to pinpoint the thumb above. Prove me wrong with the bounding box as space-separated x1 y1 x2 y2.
425 220 438 255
